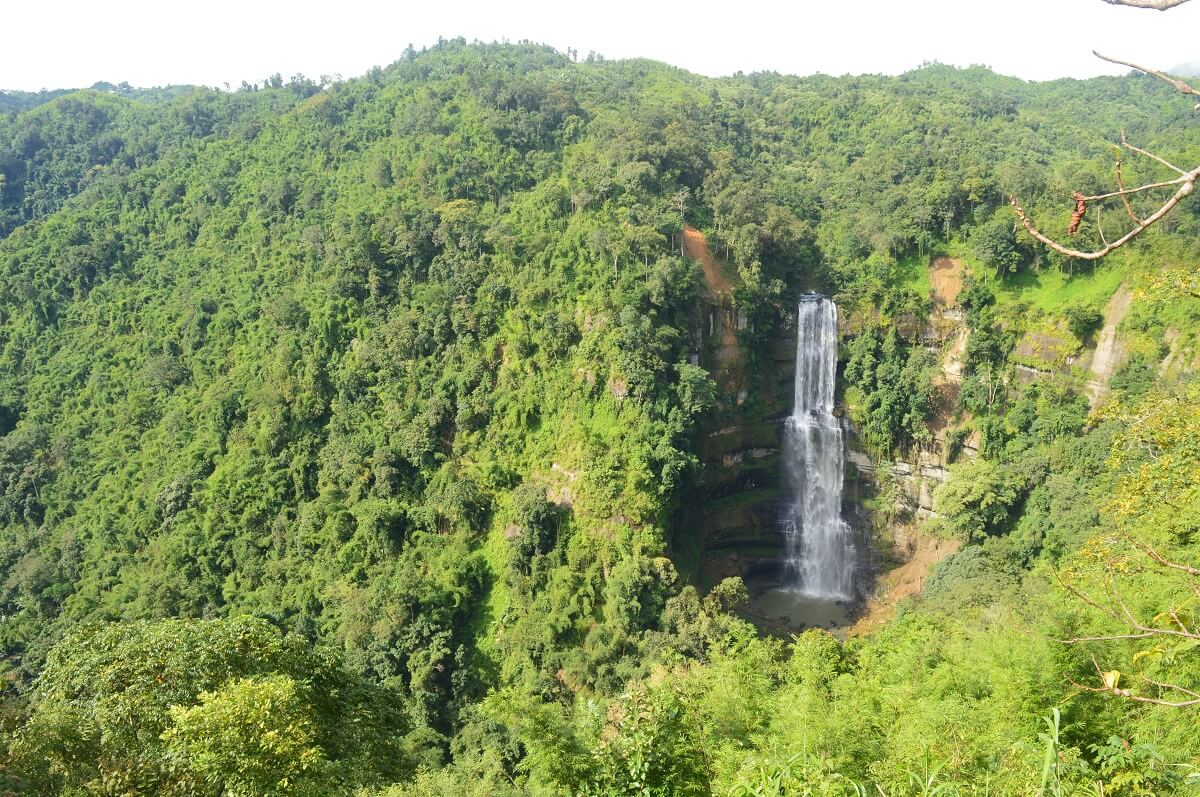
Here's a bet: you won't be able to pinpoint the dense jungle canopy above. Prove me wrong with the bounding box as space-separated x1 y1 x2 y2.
0 39 1197 795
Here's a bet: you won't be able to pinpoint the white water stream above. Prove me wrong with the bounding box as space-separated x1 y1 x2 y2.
780 296 855 600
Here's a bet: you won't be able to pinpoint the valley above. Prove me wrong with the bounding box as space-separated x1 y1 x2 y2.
0 38 1198 796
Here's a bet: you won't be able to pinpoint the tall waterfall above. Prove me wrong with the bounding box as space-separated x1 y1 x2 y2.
781 296 855 599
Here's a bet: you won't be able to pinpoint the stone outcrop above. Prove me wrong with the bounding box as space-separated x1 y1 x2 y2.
686 325 796 587
674 227 796 588
846 443 950 520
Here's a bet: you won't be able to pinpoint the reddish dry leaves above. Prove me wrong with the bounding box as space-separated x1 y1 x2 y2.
1068 191 1088 236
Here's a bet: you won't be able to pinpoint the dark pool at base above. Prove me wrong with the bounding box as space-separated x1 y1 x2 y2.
748 587 855 630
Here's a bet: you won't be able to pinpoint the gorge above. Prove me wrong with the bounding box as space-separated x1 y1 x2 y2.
2 38 1198 795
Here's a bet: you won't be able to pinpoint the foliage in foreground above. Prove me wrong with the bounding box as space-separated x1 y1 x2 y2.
8 617 409 795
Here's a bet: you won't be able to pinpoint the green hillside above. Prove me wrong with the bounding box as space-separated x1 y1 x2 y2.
0 40 1197 795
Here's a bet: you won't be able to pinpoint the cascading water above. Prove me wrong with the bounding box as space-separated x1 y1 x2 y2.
780 295 855 600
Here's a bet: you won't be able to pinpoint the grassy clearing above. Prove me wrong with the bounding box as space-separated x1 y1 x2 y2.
899 235 1126 318
993 261 1127 314
894 248 933 297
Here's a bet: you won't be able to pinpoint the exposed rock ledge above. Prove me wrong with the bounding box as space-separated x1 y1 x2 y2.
847 446 950 520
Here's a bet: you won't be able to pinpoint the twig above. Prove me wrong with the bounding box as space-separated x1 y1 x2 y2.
1063 656 1200 707
1167 608 1195 636
1145 679 1200 700
1059 631 1161 643
1066 672 1200 706
1132 539 1200 577
1093 51 1200 98
1055 558 1200 645
1116 156 1143 223
1081 175 1189 201
1054 570 1123 622
1123 130 1189 175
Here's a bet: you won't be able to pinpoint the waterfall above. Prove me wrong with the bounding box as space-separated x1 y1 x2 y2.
780 295 855 600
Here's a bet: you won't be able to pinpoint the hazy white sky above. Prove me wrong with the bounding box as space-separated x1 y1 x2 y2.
3 0 1198 91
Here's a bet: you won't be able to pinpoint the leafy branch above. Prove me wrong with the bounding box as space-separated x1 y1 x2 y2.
1056 541 1200 708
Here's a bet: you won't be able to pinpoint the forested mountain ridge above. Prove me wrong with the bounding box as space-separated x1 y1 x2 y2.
0 40 1197 795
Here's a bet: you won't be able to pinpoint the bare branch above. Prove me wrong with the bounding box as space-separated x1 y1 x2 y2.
1064 657 1200 707
1093 51 1200 98
1101 0 1193 10
1119 694 1200 707
1054 570 1123 622
1132 539 1200 577
1055 544 1200 644
1122 129 1189 175
1105 572 1200 640
1109 580 1143 627
1108 694 1200 707
1066 671 1200 706
1116 157 1143 223
1059 631 1161 643
1082 175 1191 201
1167 608 1195 636
1010 171 1197 260
1144 679 1200 700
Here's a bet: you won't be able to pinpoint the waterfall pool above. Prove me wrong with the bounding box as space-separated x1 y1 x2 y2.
747 586 855 632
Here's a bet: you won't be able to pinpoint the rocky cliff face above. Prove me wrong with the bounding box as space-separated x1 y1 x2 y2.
671 227 797 588
684 297 796 588
835 261 963 526
675 248 968 592
845 441 955 520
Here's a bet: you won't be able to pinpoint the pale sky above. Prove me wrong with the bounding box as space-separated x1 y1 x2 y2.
3 0 1198 91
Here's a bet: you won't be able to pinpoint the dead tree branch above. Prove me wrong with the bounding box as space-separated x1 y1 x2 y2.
1081 175 1193 202
1065 656 1200 708
1115 157 1143 223
1131 539 1200 576
1093 51 1200 101
1009 27 1200 260
1101 0 1194 10
1121 130 1189 175
1067 671 1200 707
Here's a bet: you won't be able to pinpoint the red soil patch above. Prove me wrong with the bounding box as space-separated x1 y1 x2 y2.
847 526 960 637
930 256 964 307
682 224 733 297
682 225 741 381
